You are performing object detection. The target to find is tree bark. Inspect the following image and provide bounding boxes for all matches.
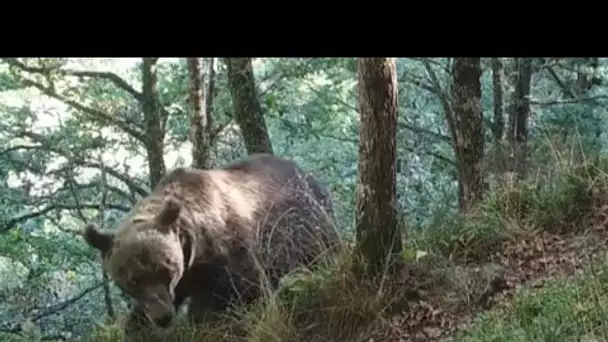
[187,57,211,169]
[225,58,274,155]
[141,58,166,188]
[206,58,216,136]
[577,57,601,93]
[507,58,532,178]
[354,58,401,280]
[491,58,504,142]
[452,58,484,212]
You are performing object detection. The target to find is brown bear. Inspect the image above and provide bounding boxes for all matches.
[83,153,341,335]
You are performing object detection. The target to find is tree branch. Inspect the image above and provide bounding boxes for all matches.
[408,57,451,74]
[1,58,142,101]
[63,69,142,101]
[302,79,452,148]
[96,155,115,320]
[400,74,436,93]
[545,65,576,99]
[259,58,319,96]
[64,168,87,222]
[80,162,148,197]
[210,120,232,142]
[316,131,454,166]
[421,59,460,152]
[6,135,149,198]
[0,282,105,337]
[3,59,145,142]
[530,95,608,107]
[1,203,131,233]
[68,180,135,205]
[0,144,45,156]
[398,122,452,146]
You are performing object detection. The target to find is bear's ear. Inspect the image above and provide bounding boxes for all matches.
[156,196,182,228]
[83,223,114,254]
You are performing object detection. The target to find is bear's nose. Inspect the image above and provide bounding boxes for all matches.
[155,313,173,328]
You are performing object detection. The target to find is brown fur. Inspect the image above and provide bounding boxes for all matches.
[84,154,340,335]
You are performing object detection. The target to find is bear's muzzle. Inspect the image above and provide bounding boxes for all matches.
[138,284,176,328]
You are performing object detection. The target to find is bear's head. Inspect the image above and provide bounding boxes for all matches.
[83,196,195,328]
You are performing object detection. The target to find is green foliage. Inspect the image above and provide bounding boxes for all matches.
[277,266,335,311]
[411,156,608,263]
[412,210,505,263]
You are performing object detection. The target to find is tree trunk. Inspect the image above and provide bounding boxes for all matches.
[507,58,532,178]
[354,58,401,280]
[491,58,504,142]
[225,58,274,155]
[187,57,211,169]
[206,58,216,136]
[141,58,166,188]
[102,271,115,320]
[490,57,509,177]
[97,161,114,321]
[452,58,484,212]
[577,57,601,93]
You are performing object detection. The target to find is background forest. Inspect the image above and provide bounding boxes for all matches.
[0,57,607,342]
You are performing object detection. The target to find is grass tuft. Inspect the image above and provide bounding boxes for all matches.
[413,158,608,264]
[456,252,608,342]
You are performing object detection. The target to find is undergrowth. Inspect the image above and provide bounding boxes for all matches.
[412,157,608,264]
[81,247,413,342]
[7,158,608,342]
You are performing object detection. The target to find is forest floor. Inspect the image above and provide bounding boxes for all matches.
[379,224,608,342]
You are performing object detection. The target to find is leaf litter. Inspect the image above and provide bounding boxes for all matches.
[362,221,608,342]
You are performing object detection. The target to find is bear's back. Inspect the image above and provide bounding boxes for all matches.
[221,154,333,212]
[223,155,339,267]
[116,154,334,239]
[221,154,302,186]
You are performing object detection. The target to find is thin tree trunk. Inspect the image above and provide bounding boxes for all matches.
[225,58,274,155]
[206,57,216,136]
[508,58,532,178]
[577,57,601,93]
[141,58,166,188]
[187,57,211,169]
[452,58,484,212]
[102,271,114,320]
[354,58,401,280]
[97,158,114,320]
[491,57,508,177]
[491,58,504,142]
